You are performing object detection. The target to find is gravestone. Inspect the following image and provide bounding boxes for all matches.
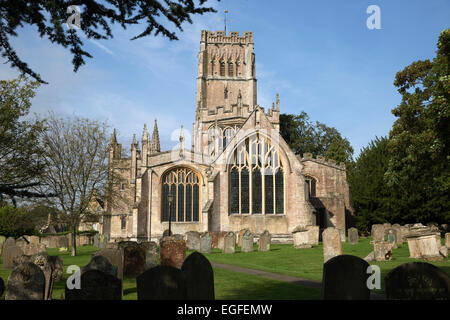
[48,256,64,282]
[439,246,448,258]
[15,236,29,248]
[123,244,146,276]
[82,255,118,277]
[339,229,346,242]
[136,265,187,300]
[200,232,212,254]
[446,233,449,248]
[0,235,6,255]
[94,248,124,280]
[32,252,55,300]
[185,231,201,251]
[211,231,227,249]
[387,229,398,249]
[374,241,392,261]
[2,245,24,269]
[371,224,385,242]
[222,232,236,254]
[140,241,158,270]
[292,226,312,249]
[258,230,271,252]
[237,229,250,247]
[65,269,122,300]
[93,234,100,248]
[159,236,186,269]
[0,277,4,297]
[5,262,45,300]
[181,252,214,300]
[29,236,40,245]
[22,243,47,256]
[2,237,15,257]
[241,230,254,253]
[405,233,442,261]
[348,228,359,245]
[322,227,342,263]
[385,262,450,300]
[322,255,370,300]
[306,225,319,246]
[162,229,172,237]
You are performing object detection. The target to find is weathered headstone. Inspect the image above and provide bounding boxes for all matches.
[237,229,250,247]
[93,233,100,248]
[211,231,227,249]
[136,265,187,300]
[446,233,450,248]
[48,256,64,282]
[241,230,254,253]
[185,231,201,251]
[32,252,55,300]
[387,229,398,249]
[306,225,319,246]
[292,226,312,249]
[371,224,385,242]
[5,262,45,300]
[29,236,40,245]
[123,244,146,276]
[439,246,448,258]
[94,248,124,280]
[82,255,118,277]
[140,241,158,270]
[22,243,47,256]
[181,252,214,300]
[385,262,450,300]
[200,232,212,254]
[258,230,271,252]
[65,269,122,300]
[0,235,6,255]
[322,255,370,300]
[222,232,236,254]
[348,227,359,245]
[322,227,342,263]
[339,229,346,242]
[373,241,392,261]
[0,277,4,297]
[159,236,186,269]
[405,233,442,261]
[2,245,24,269]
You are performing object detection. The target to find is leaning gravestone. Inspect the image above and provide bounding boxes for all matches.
[82,255,118,278]
[241,230,254,253]
[48,256,64,282]
[258,230,271,252]
[5,262,45,300]
[136,265,187,300]
[292,226,311,249]
[2,245,24,269]
[160,236,186,269]
[94,248,124,280]
[181,252,214,300]
[65,269,122,300]
[185,231,201,251]
[322,255,370,300]
[223,232,236,254]
[0,235,6,254]
[322,227,342,263]
[122,244,146,277]
[385,262,450,300]
[348,227,359,245]
[32,252,55,300]
[200,232,212,254]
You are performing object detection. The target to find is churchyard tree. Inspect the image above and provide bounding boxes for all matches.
[280,111,354,164]
[0,0,218,83]
[0,76,48,205]
[37,114,124,256]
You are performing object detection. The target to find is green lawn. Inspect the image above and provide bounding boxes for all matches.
[1,237,448,299]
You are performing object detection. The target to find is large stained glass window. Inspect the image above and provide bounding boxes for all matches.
[229,133,284,215]
[162,167,200,222]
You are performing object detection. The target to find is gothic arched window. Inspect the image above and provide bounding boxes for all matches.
[162,167,201,222]
[121,216,127,230]
[228,62,234,77]
[229,134,284,215]
[220,61,225,76]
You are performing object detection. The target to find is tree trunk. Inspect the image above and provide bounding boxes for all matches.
[71,225,77,256]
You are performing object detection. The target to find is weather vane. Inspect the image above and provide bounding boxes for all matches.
[217,10,232,34]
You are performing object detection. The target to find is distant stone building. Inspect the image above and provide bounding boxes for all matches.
[102,30,353,242]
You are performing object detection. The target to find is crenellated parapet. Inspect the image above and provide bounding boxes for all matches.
[300,153,346,170]
[201,30,253,45]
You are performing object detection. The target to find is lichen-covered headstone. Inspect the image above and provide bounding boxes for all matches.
[94,248,124,280]
[200,232,212,254]
[373,241,392,261]
[322,255,370,300]
[122,244,146,276]
[371,224,385,242]
[292,226,311,249]
[322,227,342,263]
[82,255,118,278]
[159,236,186,269]
[5,262,45,300]
[2,245,24,269]
[241,230,254,253]
[222,232,236,254]
[348,228,359,245]
[258,230,271,252]
[136,265,187,300]
[181,252,214,300]
[185,231,201,251]
[385,262,450,300]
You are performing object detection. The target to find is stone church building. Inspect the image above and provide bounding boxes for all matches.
[102,30,353,242]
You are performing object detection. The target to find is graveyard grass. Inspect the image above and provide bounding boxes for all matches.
[0,237,448,299]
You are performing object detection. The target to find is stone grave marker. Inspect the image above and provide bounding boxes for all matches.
[140,241,158,270]
[322,227,342,263]
[0,277,4,297]
[371,224,385,242]
[2,245,24,269]
[136,265,187,300]
[258,230,271,252]
[159,236,186,269]
[446,233,449,248]
[94,248,124,280]
[387,229,398,249]
[223,232,236,254]
[385,262,450,300]
[65,269,122,300]
[185,231,201,251]
[123,244,146,276]
[5,262,45,300]
[82,255,118,277]
[373,241,392,261]
[306,225,319,246]
[348,227,359,245]
[200,232,212,254]
[292,226,312,249]
[211,231,227,249]
[181,252,214,300]
[241,230,254,253]
[322,255,370,300]
[237,229,250,247]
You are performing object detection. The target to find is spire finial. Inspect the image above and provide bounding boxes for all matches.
[142,123,149,141]
[179,125,185,157]
[151,118,160,153]
[276,93,280,111]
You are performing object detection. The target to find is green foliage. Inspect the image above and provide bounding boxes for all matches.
[0,76,48,205]
[279,111,354,164]
[0,205,36,238]
[385,29,450,225]
[0,0,218,83]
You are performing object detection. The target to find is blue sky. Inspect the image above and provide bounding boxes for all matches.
[1,0,449,157]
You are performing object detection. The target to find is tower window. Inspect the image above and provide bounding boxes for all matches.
[228,62,234,77]
[121,216,126,230]
[220,62,225,76]
[224,87,228,99]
